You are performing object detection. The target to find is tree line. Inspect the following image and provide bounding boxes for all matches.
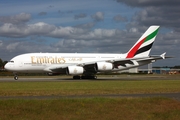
[0,59,7,69]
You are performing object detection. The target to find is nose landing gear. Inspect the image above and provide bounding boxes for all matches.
[13,73,18,80]
[14,75,18,80]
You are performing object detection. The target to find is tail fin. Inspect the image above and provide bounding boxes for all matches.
[126,26,160,58]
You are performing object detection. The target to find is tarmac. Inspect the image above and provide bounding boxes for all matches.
[1,74,180,81]
[0,75,180,100]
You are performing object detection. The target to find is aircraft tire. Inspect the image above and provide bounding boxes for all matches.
[14,76,18,80]
[73,76,81,79]
[81,75,97,79]
[94,76,97,79]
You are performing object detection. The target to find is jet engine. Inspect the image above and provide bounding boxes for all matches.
[66,66,84,75]
[95,62,113,71]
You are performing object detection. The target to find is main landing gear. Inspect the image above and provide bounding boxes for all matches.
[73,75,97,79]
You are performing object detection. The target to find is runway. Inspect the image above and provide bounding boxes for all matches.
[0,75,180,100]
[1,74,180,82]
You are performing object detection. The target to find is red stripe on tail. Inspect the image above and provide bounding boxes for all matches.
[126,37,146,58]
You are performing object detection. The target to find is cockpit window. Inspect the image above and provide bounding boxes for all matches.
[9,61,14,63]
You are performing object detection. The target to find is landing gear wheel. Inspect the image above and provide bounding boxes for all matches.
[73,75,81,79]
[81,75,97,79]
[14,76,18,80]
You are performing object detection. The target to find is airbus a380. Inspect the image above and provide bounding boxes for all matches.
[5,26,169,80]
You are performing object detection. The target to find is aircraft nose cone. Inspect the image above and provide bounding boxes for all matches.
[4,63,10,71]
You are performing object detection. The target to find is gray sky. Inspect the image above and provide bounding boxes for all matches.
[0,0,180,66]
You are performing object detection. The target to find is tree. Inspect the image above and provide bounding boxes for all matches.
[0,58,8,69]
[0,59,3,68]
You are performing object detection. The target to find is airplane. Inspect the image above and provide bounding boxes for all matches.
[5,25,170,80]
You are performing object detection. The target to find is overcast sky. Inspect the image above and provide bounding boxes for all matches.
[0,0,180,66]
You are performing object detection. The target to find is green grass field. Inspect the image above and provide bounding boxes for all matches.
[0,75,180,120]
[0,97,180,120]
[0,79,180,96]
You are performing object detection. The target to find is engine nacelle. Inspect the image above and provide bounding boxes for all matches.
[66,66,84,75]
[95,62,113,71]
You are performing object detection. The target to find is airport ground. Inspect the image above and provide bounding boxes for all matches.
[0,74,180,120]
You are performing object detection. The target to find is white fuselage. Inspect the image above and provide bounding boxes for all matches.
[5,53,128,73]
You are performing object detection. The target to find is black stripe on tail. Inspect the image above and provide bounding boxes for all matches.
[134,42,154,56]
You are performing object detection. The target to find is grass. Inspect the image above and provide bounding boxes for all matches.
[0,97,180,120]
[0,75,180,120]
[0,79,180,96]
